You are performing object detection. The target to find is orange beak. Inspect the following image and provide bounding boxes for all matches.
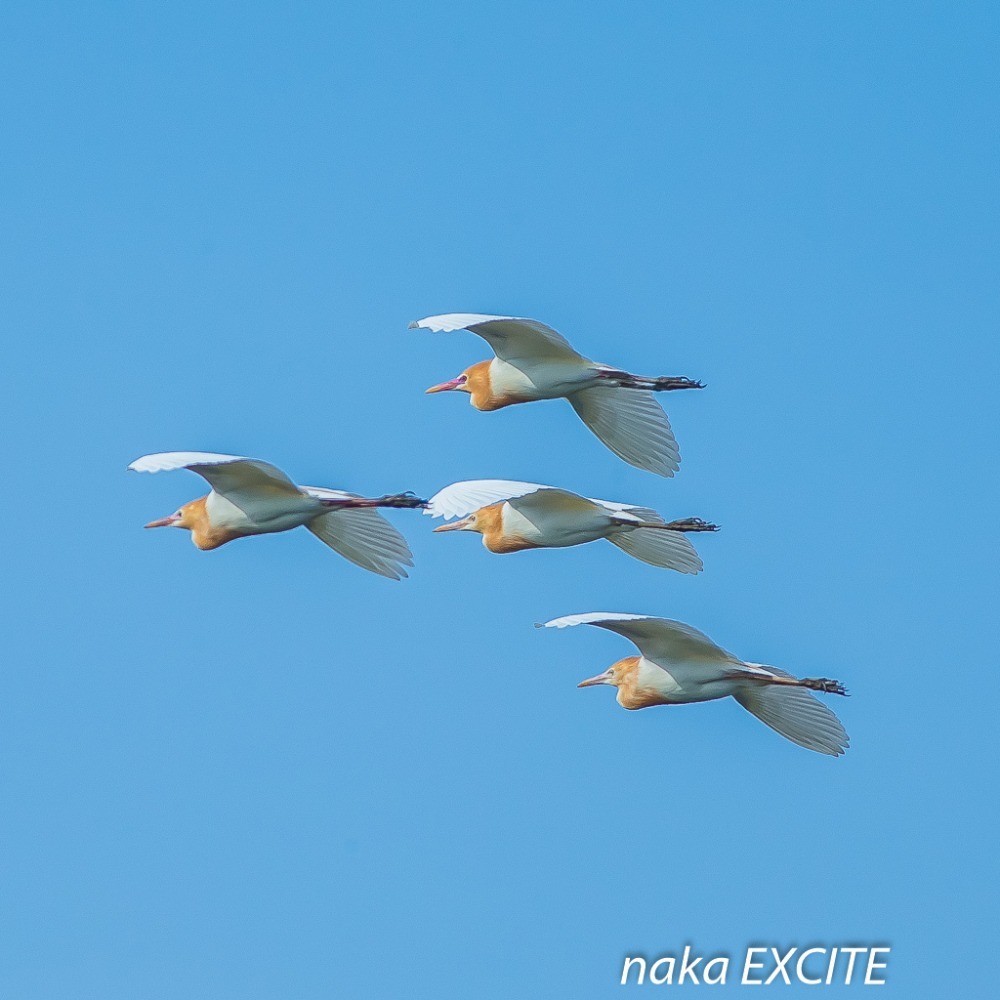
[144,514,181,529]
[433,516,474,532]
[426,375,467,394]
[578,669,613,688]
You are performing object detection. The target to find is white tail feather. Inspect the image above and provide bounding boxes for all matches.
[606,527,703,574]
[306,509,413,580]
[734,668,849,755]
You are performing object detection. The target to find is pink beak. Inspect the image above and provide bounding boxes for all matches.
[578,669,613,688]
[433,516,473,532]
[426,376,467,394]
[144,514,181,529]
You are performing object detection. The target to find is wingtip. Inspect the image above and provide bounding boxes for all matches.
[407,320,420,330]
[646,463,678,479]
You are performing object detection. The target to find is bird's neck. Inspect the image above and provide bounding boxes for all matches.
[187,495,240,551]
[478,503,541,554]
[615,657,671,710]
[468,360,518,411]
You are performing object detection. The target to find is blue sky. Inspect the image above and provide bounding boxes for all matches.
[1,3,996,997]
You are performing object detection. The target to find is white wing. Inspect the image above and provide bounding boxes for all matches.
[128,452,305,515]
[568,387,680,477]
[540,613,739,666]
[425,480,554,519]
[606,531,703,574]
[734,666,850,756]
[426,479,662,524]
[306,508,414,580]
[410,313,586,365]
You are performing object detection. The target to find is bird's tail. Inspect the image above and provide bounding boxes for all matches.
[606,526,704,574]
[733,666,849,755]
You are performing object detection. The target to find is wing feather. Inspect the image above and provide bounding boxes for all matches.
[306,508,414,580]
[410,313,585,364]
[568,387,680,477]
[606,530,703,574]
[540,613,738,666]
[426,480,661,523]
[425,480,553,519]
[128,452,305,516]
[734,666,850,756]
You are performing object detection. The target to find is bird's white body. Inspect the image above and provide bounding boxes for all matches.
[427,480,709,572]
[412,313,697,477]
[204,486,323,535]
[497,497,614,548]
[626,653,742,704]
[543,613,849,754]
[486,355,596,401]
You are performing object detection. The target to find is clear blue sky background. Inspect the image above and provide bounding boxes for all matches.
[1,3,996,997]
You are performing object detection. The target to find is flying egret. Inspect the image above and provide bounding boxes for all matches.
[411,313,703,477]
[129,451,424,579]
[541,613,849,755]
[427,480,717,573]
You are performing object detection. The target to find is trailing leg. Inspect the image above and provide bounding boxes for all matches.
[734,668,848,697]
[595,368,705,391]
[320,491,427,510]
[659,517,719,532]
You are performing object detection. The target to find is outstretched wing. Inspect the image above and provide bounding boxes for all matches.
[606,531,703,574]
[540,613,739,667]
[410,314,586,366]
[307,508,414,580]
[734,666,850,756]
[426,479,660,525]
[425,480,557,519]
[568,387,680,477]
[128,452,305,515]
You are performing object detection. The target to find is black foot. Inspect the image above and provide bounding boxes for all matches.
[377,492,428,509]
[803,677,849,696]
[649,376,705,391]
[596,369,705,391]
[663,517,720,532]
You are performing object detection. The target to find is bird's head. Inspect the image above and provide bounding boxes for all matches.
[426,361,492,408]
[144,497,205,533]
[425,371,469,395]
[577,656,640,692]
[432,510,484,535]
[431,503,504,542]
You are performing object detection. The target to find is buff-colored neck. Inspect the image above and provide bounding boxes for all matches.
[466,360,517,411]
[183,496,240,551]
[476,502,542,554]
[613,656,670,710]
